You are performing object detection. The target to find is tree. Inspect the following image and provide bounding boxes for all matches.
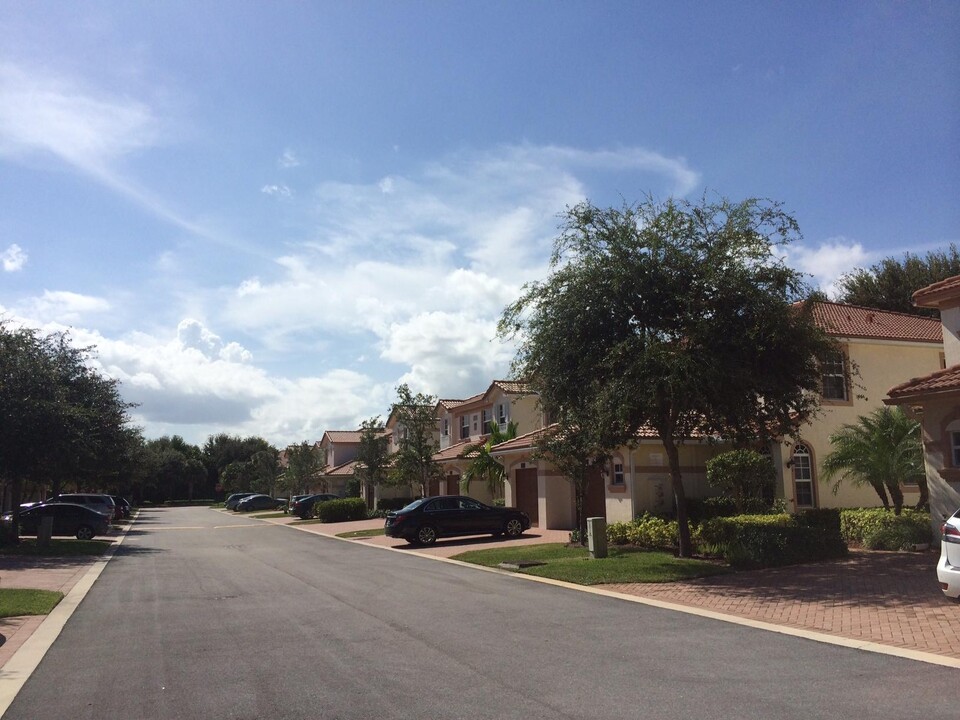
[202,433,273,496]
[355,416,391,502]
[280,441,325,496]
[837,245,960,317]
[705,449,776,513]
[389,384,441,497]
[500,196,838,556]
[0,322,135,539]
[461,420,518,498]
[141,436,206,502]
[250,449,280,496]
[820,406,925,514]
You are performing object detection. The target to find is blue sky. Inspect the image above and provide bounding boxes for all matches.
[1,1,957,446]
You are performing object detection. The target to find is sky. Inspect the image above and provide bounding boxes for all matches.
[1,1,957,447]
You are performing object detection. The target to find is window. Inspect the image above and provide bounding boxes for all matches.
[441,418,449,437]
[481,409,490,432]
[612,462,624,485]
[792,444,815,508]
[460,415,470,440]
[821,351,847,401]
[497,402,509,427]
[472,413,479,432]
[952,432,960,467]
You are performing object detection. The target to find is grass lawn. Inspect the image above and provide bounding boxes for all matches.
[0,539,112,557]
[0,589,64,618]
[251,512,288,519]
[336,528,385,538]
[452,543,730,585]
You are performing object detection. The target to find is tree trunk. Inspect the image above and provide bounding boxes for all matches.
[663,438,692,557]
[887,481,904,515]
[870,480,890,509]
[915,475,929,511]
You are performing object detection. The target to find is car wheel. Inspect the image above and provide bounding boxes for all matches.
[76,525,95,541]
[504,518,524,537]
[416,525,438,545]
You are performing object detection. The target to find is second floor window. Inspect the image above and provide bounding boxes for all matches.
[497,403,509,427]
[441,418,449,437]
[612,462,624,485]
[460,416,470,440]
[481,408,490,431]
[821,351,847,401]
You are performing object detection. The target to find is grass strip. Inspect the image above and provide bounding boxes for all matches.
[0,589,64,618]
[251,512,288,519]
[452,543,729,585]
[336,528,385,538]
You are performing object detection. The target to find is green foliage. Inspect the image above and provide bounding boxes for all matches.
[820,406,925,513]
[0,589,64,618]
[606,513,679,548]
[695,511,846,568]
[202,434,275,495]
[461,420,517,497]
[837,244,960,318]
[313,497,368,523]
[499,196,839,557]
[281,441,326,496]
[355,416,391,495]
[389,384,441,495]
[706,450,775,513]
[840,508,932,550]
[376,497,414,511]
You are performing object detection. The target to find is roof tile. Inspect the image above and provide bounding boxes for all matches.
[808,301,941,343]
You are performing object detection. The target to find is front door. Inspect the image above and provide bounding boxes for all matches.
[514,468,539,526]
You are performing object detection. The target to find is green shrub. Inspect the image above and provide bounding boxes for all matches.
[705,449,775,513]
[607,521,633,545]
[163,499,216,507]
[840,508,931,550]
[695,513,846,568]
[605,514,678,549]
[376,497,413,512]
[313,497,368,523]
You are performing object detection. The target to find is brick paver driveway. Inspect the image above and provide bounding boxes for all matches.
[604,549,960,659]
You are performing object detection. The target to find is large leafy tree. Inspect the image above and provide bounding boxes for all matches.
[202,433,273,495]
[0,322,135,538]
[837,245,960,318]
[820,406,925,514]
[461,420,518,498]
[389,384,441,497]
[281,441,326,496]
[141,436,206,502]
[500,196,838,556]
[355,416,391,501]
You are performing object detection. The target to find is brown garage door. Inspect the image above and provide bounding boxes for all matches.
[514,468,539,526]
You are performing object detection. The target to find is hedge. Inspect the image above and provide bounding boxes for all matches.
[607,514,679,549]
[313,497,368,523]
[839,508,931,550]
[695,510,846,568]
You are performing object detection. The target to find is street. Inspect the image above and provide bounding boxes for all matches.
[4,507,954,720]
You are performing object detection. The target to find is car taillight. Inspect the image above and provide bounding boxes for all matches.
[942,524,960,542]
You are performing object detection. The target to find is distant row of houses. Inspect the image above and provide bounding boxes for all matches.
[291,294,960,532]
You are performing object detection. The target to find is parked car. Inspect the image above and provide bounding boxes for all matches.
[385,495,530,545]
[290,493,340,520]
[234,494,285,512]
[111,496,132,519]
[225,493,256,510]
[41,493,116,522]
[287,494,313,513]
[3,503,111,540]
[939,509,960,598]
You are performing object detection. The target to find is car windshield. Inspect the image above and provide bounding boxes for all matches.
[401,499,427,511]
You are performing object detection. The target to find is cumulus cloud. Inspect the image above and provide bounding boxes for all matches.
[18,290,110,324]
[177,318,252,362]
[786,238,871,298]
[261,184,292,197]
[1,243,27,271]
[278,149,300,168]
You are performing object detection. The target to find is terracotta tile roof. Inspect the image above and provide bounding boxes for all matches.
[324,459,359,476]
[808,301,941,343]
[912,275,960,308]
[322,430,364,443]
[437,393,484,411]
[433,439,482,462]
[489,422,710,454]
[491,380,531,395]
[887,365,960,401]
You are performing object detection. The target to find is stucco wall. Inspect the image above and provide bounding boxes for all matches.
[775,338,940,511]
[918,396,960,534]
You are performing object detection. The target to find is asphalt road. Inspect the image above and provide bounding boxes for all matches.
[4,507,955,720]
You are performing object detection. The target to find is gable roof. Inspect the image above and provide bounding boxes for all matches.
[809,301,941,344]
[433,439,481,462]
[887,365,960,402]
[912,275,960,309]
[321,430,364,444]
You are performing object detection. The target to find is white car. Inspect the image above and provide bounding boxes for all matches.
[938,509,960,599]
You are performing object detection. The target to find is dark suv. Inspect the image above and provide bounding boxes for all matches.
[4,503,111,540]
[290,494,340,520]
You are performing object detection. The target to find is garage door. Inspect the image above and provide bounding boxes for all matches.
[514,468,539,526]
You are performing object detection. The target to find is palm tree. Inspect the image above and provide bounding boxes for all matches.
[820,406,926,515]
[460,420,518,498]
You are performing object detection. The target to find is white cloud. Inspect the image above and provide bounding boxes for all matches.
[19,290,110,324]
[261,184,292,197]
[787,238,871,298]
[278,149,300,168]
[1,243,27,271]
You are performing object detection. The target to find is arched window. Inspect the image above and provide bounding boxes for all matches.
[792,444,816,508]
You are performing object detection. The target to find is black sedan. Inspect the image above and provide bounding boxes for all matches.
[290,493,340,520]
[234,494,285,512]
[3,503,111,540]
[385,495,530,545]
